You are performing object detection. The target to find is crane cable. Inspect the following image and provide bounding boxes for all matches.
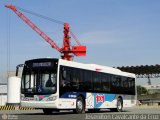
[17,6,64,25]
[6,8,11,78]
[17,6,82,46]
[70,30,81,45]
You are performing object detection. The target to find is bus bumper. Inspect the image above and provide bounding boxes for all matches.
[20,101,58,108]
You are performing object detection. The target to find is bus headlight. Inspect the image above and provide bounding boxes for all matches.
[21,96,29,101]
[47,96,57,101]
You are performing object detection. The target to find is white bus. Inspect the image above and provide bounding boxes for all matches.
[20,58,136,114]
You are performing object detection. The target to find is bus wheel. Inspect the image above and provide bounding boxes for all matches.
[110,98,123,112]
[75,97,85,114]
[117,98,123,112]
[43,108,53,115]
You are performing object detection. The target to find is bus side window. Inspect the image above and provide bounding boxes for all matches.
[83,70,92,91]
[101,73,110,92]
[65,67,71,87]
[60,67,67,87]
[71,68,78,89]
[93,72,101,91]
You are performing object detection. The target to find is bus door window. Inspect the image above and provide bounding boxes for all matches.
[60,66,70,88]
[60,67,66,87]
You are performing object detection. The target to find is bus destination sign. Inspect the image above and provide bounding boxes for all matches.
[32,62,52,67]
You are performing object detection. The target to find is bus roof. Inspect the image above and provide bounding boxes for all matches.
[58,59,136,78]
[24,58,135,78]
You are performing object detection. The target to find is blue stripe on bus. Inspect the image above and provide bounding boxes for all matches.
[60,92,86,99]
[60,92,116,108]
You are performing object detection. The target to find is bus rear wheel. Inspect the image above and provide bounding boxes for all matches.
[75,96,85,114]
[110,98,123,112]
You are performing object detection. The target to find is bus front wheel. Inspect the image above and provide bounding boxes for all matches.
[75,96,85,114]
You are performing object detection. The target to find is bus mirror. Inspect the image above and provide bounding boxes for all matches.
[16,64,24,76]
[62,70,66,80]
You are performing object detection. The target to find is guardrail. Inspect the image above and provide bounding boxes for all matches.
[138,100,160,106]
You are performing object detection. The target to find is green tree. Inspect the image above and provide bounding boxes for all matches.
[137,85,148,95]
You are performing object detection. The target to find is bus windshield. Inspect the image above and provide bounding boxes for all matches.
[21,60,58,94]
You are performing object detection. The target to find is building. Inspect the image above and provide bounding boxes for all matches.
[0,84,7,106]
[0,71,22,106]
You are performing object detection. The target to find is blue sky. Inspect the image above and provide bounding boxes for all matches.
[0,0,160,85]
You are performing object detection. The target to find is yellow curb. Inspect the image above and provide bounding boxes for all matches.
[0,105,35,110]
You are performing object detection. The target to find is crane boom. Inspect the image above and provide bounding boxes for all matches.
[5,5,86,61]
[5,5,61,52]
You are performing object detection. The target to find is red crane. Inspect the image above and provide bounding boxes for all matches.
[5,5,86,61]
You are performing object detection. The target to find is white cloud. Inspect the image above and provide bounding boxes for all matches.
[79,30,129,45]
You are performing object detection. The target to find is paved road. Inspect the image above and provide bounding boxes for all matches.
[0,107,160,120]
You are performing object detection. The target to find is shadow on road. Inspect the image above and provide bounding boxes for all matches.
[17,109,131,116]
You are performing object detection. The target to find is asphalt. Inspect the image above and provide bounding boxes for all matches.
[0,106,160,120]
